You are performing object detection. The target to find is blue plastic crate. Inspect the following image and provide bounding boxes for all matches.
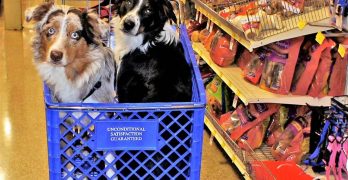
[44,25,206,180]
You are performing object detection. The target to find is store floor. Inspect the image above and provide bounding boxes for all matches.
[0,11,242,180]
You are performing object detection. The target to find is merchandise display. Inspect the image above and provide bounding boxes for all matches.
[189,0,348,179]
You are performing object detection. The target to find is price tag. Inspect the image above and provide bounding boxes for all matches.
[195,11,199,21]
[315,32,325,45]
[232,95,239,108]
[298,19,307,30]
[338,44,346,58]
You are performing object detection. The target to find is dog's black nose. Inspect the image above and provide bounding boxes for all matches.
[50,50,63,62]
[123,19,135,31]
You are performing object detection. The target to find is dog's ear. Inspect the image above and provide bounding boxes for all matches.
[25,2,54,22]
[163,0,177,24]
[82,11,110,44]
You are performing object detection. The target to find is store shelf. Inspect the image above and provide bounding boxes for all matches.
[204,112,277,180]
[193,42,332,106]
[192,0,333,51]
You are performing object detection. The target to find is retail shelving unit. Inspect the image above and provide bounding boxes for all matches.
[192,0,333,51]
[193,42,332,106]
[190,1,337,178]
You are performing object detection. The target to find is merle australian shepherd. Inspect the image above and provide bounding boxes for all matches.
[26,2,116,103]
[112,0,192,103]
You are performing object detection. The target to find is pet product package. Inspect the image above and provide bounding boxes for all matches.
[243,48,270,85]
[229,104,279,141]
[265,106,289,146]
[271,106,311,163]
[204,30,217,52]
[206,76,232,119]
[259,37,304,94]
[237,49,253,70]
[328,39,348,96]
[292,39,336,95]
[210,31,238,67]
[307,48,333,97]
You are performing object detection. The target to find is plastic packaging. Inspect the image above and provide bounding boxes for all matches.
[204,30,217,52]
[210,31,238,67]
[260,37,304,94]
[328,39,348,96]
[308,47,333,97]
[237,49,253,70]
[292,39,336,95]
[243,49,267,84]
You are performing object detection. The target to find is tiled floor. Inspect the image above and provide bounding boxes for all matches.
[0,1,241,179]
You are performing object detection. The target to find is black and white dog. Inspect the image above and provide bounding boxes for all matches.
[112,0,192,103]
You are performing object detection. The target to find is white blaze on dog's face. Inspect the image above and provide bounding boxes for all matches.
[116,0,177,36]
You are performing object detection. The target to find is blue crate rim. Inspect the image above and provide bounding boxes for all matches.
[44,25,206,111]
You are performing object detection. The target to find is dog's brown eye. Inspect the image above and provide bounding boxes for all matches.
[48,28,55,35]
[71,32,80,40]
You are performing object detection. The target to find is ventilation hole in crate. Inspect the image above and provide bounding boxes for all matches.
[61,169,68,178]
[120,167,131,175]
[177,115,190,125]
[120,112,132,119]
[178,130,189,141]
[169,168,179,177]
[89,168,100,178]
[59,111,67,118]
[72,112,84,119]
[121,152,132,163]
[184,154,191,163]
[184,139,191,147]
[185,123,193,133]
[137,167,147,177]
[61,156,68,164]
[138,112,149,118]
[72,154,83,164]
[129,160,139,169]
[82,161,91,170]
[144,174,155,180]
[160,159,171,169]
[80,117,91,127]
[99,175,107,180]
[154,111,165,118]
[60,124,68,135]
[129,174,138,179]
[184,167,190,176]
[65,147,74,157]
[65,162,75,172]
[96,160,105,171]
[106,168,116,179]
[159,124,164,132]
[177,145,188,155]
[153,167,162,177]
[161,130,171,140]
[162,117,172,126]
[88,112,100,119]
[136,152,148,162]
[144,159,156,170]
[177,174,186,179]
[169,123,180,133]
[169,138,180,148]
[105,152,115,163]
[145,150,156,157]
[170,111,181,118]
[60,140,67,149]
[168,153,179,163]
[177,160,188,169]
[64,118,75,127]
[105,112,115,118]
[161,145,171,154]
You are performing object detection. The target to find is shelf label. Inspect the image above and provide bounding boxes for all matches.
[338,44,346,58]
[209,21,214,32]
[195,11,199,21]
[315,32,325,45]
[298,19,307,30]
[199,13,203,23]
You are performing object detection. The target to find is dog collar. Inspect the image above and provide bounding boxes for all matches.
[82,81,102,102]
